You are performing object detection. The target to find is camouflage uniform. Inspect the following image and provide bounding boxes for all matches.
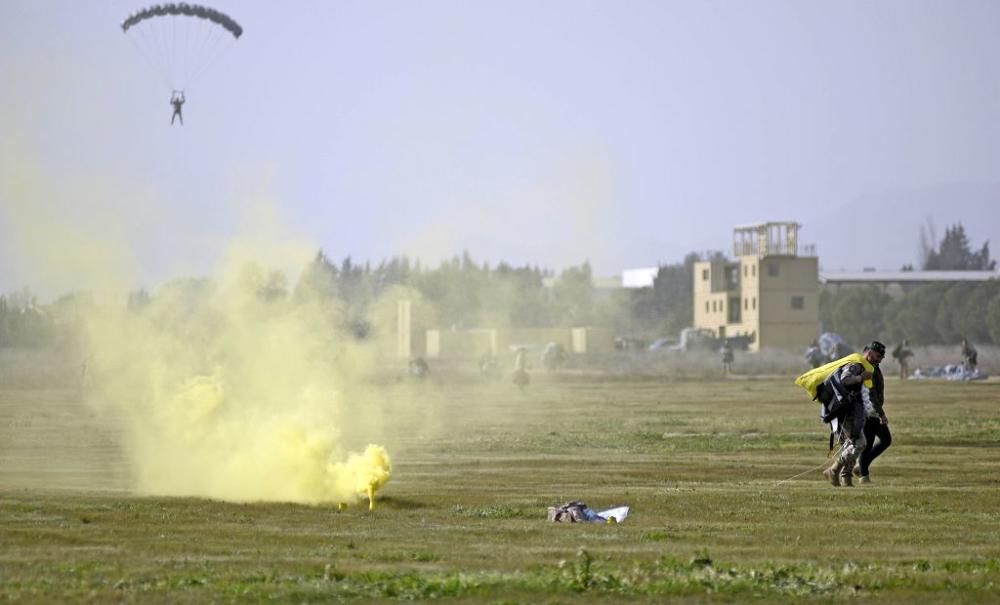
[819,362,870,486]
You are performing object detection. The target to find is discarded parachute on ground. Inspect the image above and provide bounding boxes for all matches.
[910,365,987,381]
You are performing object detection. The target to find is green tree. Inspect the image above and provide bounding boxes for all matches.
[294,250,338,303]
[823,286,890,347]
[619,252,711,338]
[923,223,996,270]
[882,283,950,345]
[987,293,1000,345]
[551,262,593,326]
[950,281,1000,344]
[933,283,976,344]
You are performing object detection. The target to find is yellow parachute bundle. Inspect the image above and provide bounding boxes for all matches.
[794,353,874,399]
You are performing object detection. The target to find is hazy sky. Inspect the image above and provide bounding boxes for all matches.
[2,0,1000,296]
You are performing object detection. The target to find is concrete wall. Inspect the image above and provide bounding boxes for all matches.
[756,256,819,350]
[693,260,737,335]
[425,329,496,359]
[424,326,615,358]
[571,327,616,354]
[496,328,573,353]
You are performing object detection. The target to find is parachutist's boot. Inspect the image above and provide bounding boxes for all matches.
[840,457,856,487]
[823,462,842,487]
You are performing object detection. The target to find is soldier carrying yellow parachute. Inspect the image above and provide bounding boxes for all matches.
[795,341,886,487]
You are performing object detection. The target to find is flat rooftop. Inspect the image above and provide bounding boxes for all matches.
[820,270,1000,283]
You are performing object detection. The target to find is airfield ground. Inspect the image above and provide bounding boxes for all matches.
[1,367,999,603]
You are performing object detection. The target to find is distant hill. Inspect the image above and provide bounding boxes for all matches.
[802,182,1000,272]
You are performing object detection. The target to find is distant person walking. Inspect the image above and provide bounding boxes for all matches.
[720,339,734,376]
[512,347,530,389]
[960,337,978,372]
[805,340,825,369]
[170,90,185,125]
[408,356,430,379]
[891,339,913,380]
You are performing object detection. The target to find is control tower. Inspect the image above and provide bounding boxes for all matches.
[693,222,818,351]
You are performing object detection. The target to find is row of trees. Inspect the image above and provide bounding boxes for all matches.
[0,246,707,349]
[0,290,58,348]
[820,281,1000,348]
[822,223,998,346]
[3,222,994,350]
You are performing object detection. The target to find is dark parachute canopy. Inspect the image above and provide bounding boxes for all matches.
[121,3,242,39]
[121,3,242,91]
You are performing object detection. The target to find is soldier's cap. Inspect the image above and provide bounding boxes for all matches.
[866,341,887,356]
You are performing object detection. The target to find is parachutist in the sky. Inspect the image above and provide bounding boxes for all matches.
[170,90,185,126]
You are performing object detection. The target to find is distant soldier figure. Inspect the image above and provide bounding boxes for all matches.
[541,342,567,373]
[891,339,913,380]
[512,347,530,389]
[408,357,430,380]
[720,339,735,376]
[805,340,825,369]
[960,338,978,372]
[170,90,185,125]
[478,353,500,380]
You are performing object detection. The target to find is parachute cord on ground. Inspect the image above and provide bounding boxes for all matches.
[773,442,848,487]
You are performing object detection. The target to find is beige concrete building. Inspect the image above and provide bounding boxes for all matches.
[693,222,818,351]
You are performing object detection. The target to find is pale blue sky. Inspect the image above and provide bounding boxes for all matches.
[2,1,999,296]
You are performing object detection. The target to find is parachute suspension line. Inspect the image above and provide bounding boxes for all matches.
[127,26,172,90]
[149,17,170,88]
[121,5,242,93]
[184,16,217,87]
[187,27,226,90]
[188,34,236,93]
[133,24,172,89]
[172,15,177,87]
[161,17,176,89]
[181,11,191,92]
[772,442,848,487]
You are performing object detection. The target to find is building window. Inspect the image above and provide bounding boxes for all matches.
[767,263,779,277]
[743,266,748,277]
[744,298,748,311]
[705,301,710,313]
[752,265,756,277]
[728,297,741,323]
[752,297,757,310]
[702,269,709,281]
[791,296,804,310]
[711,300,716,312]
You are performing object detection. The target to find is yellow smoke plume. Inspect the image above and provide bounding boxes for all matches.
[2,140,393,507]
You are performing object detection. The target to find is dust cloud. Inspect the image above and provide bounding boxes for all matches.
[1,147,394,507]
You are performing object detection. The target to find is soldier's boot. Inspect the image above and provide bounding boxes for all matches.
[840,456,856,487]
[852,463,862,478]
[859,475,871,484]
[823,463,842,487]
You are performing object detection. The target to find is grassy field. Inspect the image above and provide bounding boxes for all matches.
[2,368,1000,603]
